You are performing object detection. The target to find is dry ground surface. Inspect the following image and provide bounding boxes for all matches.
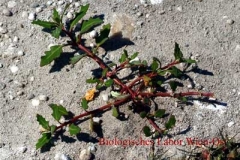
[0,0,240,159]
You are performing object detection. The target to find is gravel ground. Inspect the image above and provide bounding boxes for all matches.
[0,0,240,159]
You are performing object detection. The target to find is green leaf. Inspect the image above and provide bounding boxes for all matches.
[139,111,147,119]
[37,114,50,130]
[81,98,88,110]
[152,57,161,68]
[174,42,183,61]
[70,4,89,30]
[51,26,62,38]
[32,20,57,29]
[40,45,63,67]
[157,81,162,86]
[165,115,176,130]
[105,79,113,87]
[112,106,119,118]
[143,126,152,137]
[50,125,57,134]
[80,17,103,34]
[151,59,159,71]
[86,78,99,83]
[52,8,61,24]
[96,82,104,90]
[96,24,111,46]
[142,60,148,66]
[169,66,182,77]
[49,104,68,121]
[101,68,108,77]
[130,52,139,60]
[154,109,165,118]
[110,91,121,98]
[183,59,196,64]
[119,50,128,63]
[169,81,178,91]
[69,124,81,136]
[36,133,51,149]
[70,54,86,64]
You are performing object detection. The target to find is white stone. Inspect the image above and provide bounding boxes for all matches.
[10,65,19,73]
[28,13,36,21]
[39,95,48,101]
[22,11,28,18]
[54,153,70,160]
[75,2,80,7]
[46,1,53,6]
[93,117,100,124]
[187,84,193,89]
[18,146,27,153]
[36,7,43,13]
[59,117,65,123]
[193,100,227,114]
[87,143,96,152]
[226,19,234,25]
[17,50,24,56]
[60,100,64,104]
[150,0,163,4]
[89,43,94,48]
[228,121,235,127]
[29,76,35,81]
[58,1,64,5]
[31,99,40,106]
[57,7,63,14]
[101,94,108,101]
[8,1,17,8]
[0,27,8,34]
[3,9,12,16]
[66,12,73,19]
[177,6,183,12]
[89,30,97,38]
[79,149,91,160]
[13,36,19,42]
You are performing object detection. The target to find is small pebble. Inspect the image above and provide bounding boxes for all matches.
[39,95,48,101]
[145,14,150,18]
[17,50,24,56]
[54,153,70,160]
[17,91,24,96]
[27,94,35,100]
[79,149,92,160]
[136,12,143,17]
[29,76,35,81]
[177,6,183,12]
[57,7,63,14]
[18,146,27,153]
[36,7,43,13]
[75,2,80,7]
[93,117,100,124]
[3,9,13,16]
[228,121,235,127]
[87,143,96,152]
[89,30,97,38]
[28,13,36,21]
[10,65,19,73]
[22,11,28,18]
[8,1,17,8]
[0,27,8,34]
[187,84,193,89]
[58,1,64,5]
[59,117,65,123]
[46,1,53,6]
[226,19,234,25]
[89,43,94,48]
[136,21,143,26]
[101,94,108,101]
[13,36,19,42]
[66,12,73,19]
[31,99,40,106]
[60,100,64,104]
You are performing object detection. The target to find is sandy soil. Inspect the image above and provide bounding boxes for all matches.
[0,0,240,159]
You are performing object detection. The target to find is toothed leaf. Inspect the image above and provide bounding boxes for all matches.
[36,133,51,149]
[32,20,57,29]
[96,24,111,46]
[69,124,81,136]
[80,17,103,34]
[70,4,89,30]
[49,104,68,121]
[52,8,61,24]
[105,79,113,87]
[143,126,152,137]
[165,115,176,129]
[40,45,62,67]
[154,109,165,118]
[174,42,183,61]
[81,98,88,110]
[37,114,50,130]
